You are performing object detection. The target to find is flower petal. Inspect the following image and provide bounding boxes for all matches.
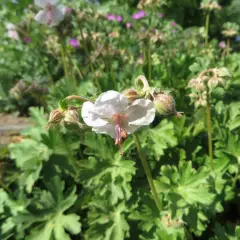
[34,0,49,8]
[94,90,129,118]
[35,10,48,25]
[82,101,108,127]
[92,123,115,138]
[48,0,59,5]
[125,99,155,133]
[48,7,65,26]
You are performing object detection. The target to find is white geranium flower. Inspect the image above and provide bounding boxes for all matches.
[82,91,155,152]
[34,0,65,27]
[6,23,19,40]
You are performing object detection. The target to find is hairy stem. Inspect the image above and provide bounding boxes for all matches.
[66,95,94,102]
[205,12,210,45]
[133,133,163,212]
[206,92,214,170]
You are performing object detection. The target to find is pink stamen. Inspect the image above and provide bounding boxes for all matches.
[112,114,127,155]
[46,4,55,25]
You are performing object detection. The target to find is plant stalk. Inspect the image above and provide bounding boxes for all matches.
[80,29,102,92]
[133,133,163,212]
[205,12,210,45]
[60,45,71,94]
[147,40,152,82]
[66,95,94,102]
[226,38,231,56]
[206,92,214,170]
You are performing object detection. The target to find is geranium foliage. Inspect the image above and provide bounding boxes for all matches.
[0,0,240,239]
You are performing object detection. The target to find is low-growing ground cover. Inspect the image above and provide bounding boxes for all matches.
[0,0,240,239]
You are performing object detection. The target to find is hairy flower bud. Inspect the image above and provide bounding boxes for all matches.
[46,109,64,130]
[63,107,83,129]
[153,93,182,117]
[122,89,139,103]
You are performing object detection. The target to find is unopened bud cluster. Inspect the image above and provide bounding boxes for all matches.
[46,106,82,130]
[123,75,182,117]
[222,22,239,38]
[187,67,230,108]
[137,0,162,9]
[200,0,221,11]
[45,35,61,56]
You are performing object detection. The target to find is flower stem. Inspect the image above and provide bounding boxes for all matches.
[147,40,152,82]
[66,95,94,102]
[79,29,102,92]
[60,45,71,94]
[206,92,214,171]
[133,133,163,212]
[205,12,210,45]
[226,38,231,56]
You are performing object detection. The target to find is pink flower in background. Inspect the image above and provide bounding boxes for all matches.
[68,38,79,48]
[107,14,116,21]
[171,21,177,27]
[158,13,164,18]
[132,10,146,20]
[6,23,19,40]
[126,22,132,28]
[34,0,66,27]
[218,41,226,49]
[115,15,123,22]
[107,14,123,22]
[25,37,31,44]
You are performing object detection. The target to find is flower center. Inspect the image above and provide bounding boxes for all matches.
[46,3,56,25]
[112,114,127,155]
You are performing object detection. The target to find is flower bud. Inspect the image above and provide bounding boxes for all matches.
[123,89,139,103]
[63,107,83,129]
[46,109,64,130]
[153,93,177,115]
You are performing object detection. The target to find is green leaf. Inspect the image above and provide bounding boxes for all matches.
[154,162,219,235]
[79,157,136,205]
[227,103,240,131]
[58,99,69,110]
[9,139,51,193]
[210,222,240,240]
[22,107,48,141]
[85,201,130,240]
[17,177,81,240]
[144,119,177,159]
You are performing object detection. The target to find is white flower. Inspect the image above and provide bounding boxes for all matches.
[34,0,65,27]
[82,91,155,151]
[6,23,19,40]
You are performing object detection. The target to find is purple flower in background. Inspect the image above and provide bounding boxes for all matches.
[126,22,132,28]
[107,14,123,22]
[132,10,146,20]
[25,37,31,44]
[171,21,177,27]
[115,15,123,22]
[68,38,79,48]
[218,41,226,49]
[158,13,164,18]
[107,14,116,21]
